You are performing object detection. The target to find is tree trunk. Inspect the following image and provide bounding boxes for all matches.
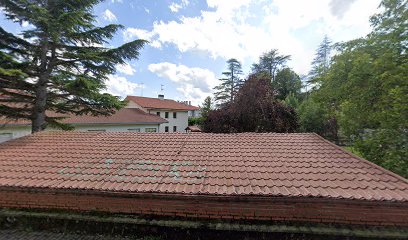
[32,37,51,133]
[230,69,234,102]
[32,75,48,133]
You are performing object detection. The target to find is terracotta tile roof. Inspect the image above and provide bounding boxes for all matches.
[0,132,407,202]
[126,96,199,111]
[0,108,167,126]
[185,125,202,132]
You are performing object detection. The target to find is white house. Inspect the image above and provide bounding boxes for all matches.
[0,108,167,143]
[125,95,199,133]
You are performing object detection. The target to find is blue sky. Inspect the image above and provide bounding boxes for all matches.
[0,0,382,105]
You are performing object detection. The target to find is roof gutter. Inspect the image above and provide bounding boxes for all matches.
[0,186,406,205]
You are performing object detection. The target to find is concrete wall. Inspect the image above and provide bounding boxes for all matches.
[0,124,160,143]
[148,110,188,133]
[126,100,189,133]
[74,124,160,133]
[0,126,31,143]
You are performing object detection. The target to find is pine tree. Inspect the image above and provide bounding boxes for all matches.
[308,35,332,85]
[200,96,212,119]
[251,49,291,82]
[213,58,243,106]
[0,0,147,132]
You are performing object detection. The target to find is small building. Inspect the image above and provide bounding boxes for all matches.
[185,125,202,132]
[0,132,407,238]
[125,95,199,133]
[0,108,167,143]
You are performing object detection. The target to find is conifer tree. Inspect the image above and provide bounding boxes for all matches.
[200,96,212,119]
[251,49,291,82]
[308,35,332,85]
[213,58,243,106]
[0,0,147,132]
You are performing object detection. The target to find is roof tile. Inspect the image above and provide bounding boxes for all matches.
[126,95,199,111]
[0,132,407,202]
[0,108,167,126]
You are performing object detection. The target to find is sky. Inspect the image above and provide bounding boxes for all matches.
[0,0,382,105]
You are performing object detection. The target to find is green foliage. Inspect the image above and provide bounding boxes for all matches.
[0,0,146,132]
[308,35,332,86]
[297,98,328,134]
[200,96,212,119]
[213,58,243,106]
[343,146,363,158]
[354,129,408,178]
[273,68,302,100]
[188,117,204,126]
[251,49,290,82]
[300,0,407,176]
[283,92,299,109]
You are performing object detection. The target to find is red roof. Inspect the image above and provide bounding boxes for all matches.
[126,96,199,111]
[0,108,167,126]
[185,125,202,132]
[0,132,407,201]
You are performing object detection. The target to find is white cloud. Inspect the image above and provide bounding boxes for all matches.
[123,28,162,48]
[111,0,123,3]
[148,62,217,103]
[129,0,381,75]
[116,63,136,76]
[21,21,34,28]
[169,0,190,13]
[102,9,117,22]
[144,7,150,14]
[124,28,153,41]
[104,75,140,98]
[169,3,183,13]
[329,0,357,19]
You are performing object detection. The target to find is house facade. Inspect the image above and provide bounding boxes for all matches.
[125,95,199,133]
[0,108,167,143]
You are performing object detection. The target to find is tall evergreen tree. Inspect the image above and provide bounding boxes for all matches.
[200,96,212,119]
[213,58,243,106]
[251,49,291,82]
[307,35,332,85]
[0,0,147,132]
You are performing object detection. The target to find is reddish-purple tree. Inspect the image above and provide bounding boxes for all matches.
[203,74,298,133]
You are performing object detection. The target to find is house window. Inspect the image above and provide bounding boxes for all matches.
[128,128,140,132]
[165,126,169,132]
[145,128,157,133]
[87,129,106,132]
[173,126,177,132]
[165,112,169,118]
[173,112,177,118]
[156,112,160,116]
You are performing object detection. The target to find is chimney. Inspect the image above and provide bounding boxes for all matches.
[188,101,191,106]
[158,94,164,100]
